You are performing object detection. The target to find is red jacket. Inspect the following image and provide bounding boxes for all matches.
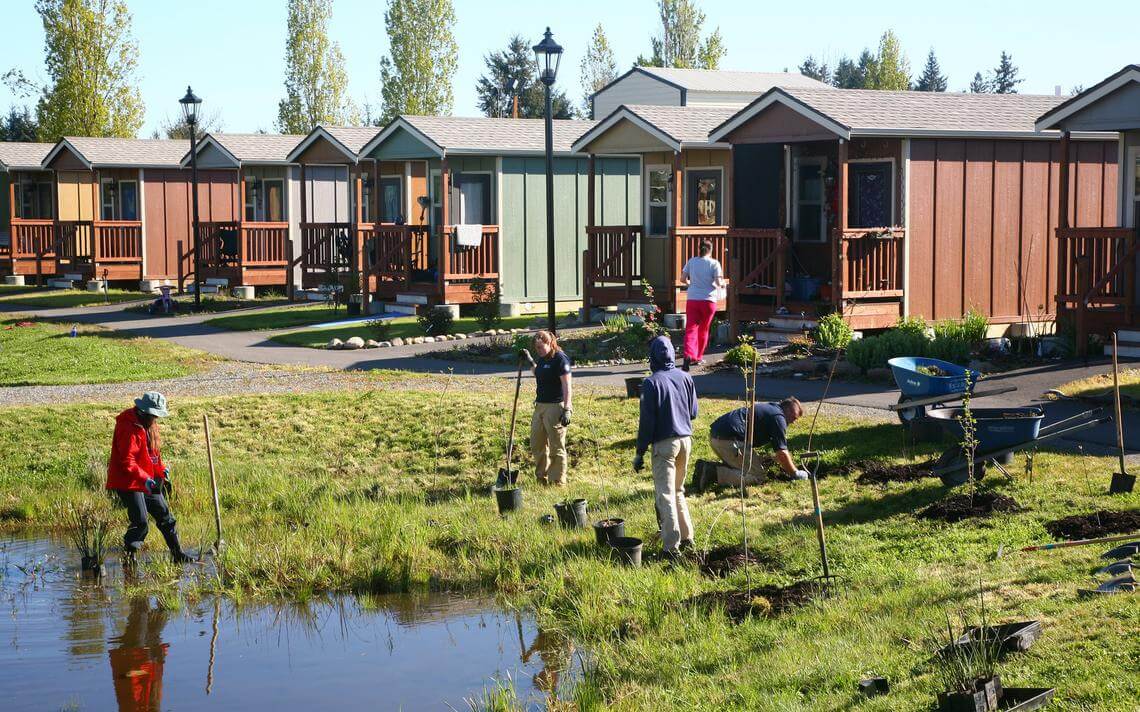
[107,408,165,492]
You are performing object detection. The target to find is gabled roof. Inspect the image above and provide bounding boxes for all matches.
[43,137,190,169]
[1035,64,1140,130]
[181,132,306,167]
[572,104,737,153]
[635,66,828,93]
[285,125,381,163]
[0,142,55,171]
[711,87,1084,142]
[362,115,598,157]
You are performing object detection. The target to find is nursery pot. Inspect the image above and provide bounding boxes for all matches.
[625,376,645,399]
[495,486,522,514]
[80,556,105,576]
[570,498,589,528]
[937,676,1002,712]
[553,502,575,528]
[593,518,626,546]
[1110,472,1136,494]
[610,536,643,567]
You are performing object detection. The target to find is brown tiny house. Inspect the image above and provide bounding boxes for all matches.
[1,142,57,281]
[708,87,1119,333]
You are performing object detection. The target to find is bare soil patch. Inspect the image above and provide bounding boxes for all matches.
[688,580,821,623]
[1044,509,1140,540]
[918,490,1022,523]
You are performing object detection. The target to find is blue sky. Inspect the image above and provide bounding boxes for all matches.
[1,0,1136,135]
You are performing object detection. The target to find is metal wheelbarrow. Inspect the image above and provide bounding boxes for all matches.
[886,357,1016,433]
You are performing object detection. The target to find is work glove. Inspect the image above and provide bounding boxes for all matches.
[144,478,158,494]
[793,469,810,481]
[559,407,572,427]
[163,466,171,480]
[520,348,535,367]
[633,453,645,472]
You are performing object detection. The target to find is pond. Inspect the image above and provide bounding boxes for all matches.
[0,537,578,711]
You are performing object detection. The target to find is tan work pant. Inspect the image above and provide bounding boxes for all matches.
[531,402,568,485]
[652,436,693,553]
[709,437,768,486]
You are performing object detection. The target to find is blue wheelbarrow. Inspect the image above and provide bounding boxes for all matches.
[928,406,1110,486]
[886,357,1016,434]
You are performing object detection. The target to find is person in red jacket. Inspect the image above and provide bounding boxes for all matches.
[107,392,192,563]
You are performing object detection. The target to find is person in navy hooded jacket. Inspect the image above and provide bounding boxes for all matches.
[633,336,699,557]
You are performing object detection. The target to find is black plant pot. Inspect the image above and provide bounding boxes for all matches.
[570,498,589,528]
[80,555,105,576]
[1110,472,1136,494]
[593,518,625,546]
[610,536,643,567]
[857,677,889,697]
[346,301,362,316]
[495,487,522,515]
[554,502,575,528]
[937,676,1002,712]
[625,376,645,399]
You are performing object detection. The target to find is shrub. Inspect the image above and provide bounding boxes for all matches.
[928,320,972,364]
[725,338,758,369]
[469,278,503,331]
[894,315,929,339]
[846,326,930,372]
[812,312,853,350]
[368,318,392,342]
[417,307,454,336]
[960,308,989,346]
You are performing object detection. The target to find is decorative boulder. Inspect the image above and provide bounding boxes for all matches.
[391,338,405,346]
[366,339,381,348]
[457,333,468,339]
[327,338,344,350]
[343,336,365,350]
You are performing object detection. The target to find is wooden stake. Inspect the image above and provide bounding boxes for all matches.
[203,414,224,553]
[1112,333,1127,478]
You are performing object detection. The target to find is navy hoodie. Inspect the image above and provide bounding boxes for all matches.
[636,336,699,456]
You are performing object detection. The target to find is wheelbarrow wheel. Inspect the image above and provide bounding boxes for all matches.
[935,448,987,487]
[895,396,925,429]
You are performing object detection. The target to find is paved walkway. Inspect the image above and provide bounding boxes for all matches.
[3,300,1135,456]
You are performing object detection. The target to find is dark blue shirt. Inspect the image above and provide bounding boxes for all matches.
[710,403,788,451]
[636,337,698,455]
[534,351,571,403]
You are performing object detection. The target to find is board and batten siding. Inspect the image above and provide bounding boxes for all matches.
[499,156,639,303]
[907,138,1118,324]
[141,169,239,279]
[56,170,95,221]
[303,166,350,223]
[592,72,682,119]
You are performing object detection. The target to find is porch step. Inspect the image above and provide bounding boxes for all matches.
[204,277,230,287]
[379,301,420,316]
[48,279,77,290]
[753,325,811,346]
[4,276,26,286]
[1110,329,1140,359]
[86,280,108,292]
[190,283,221,295]
[396,292,429,306]
[769,314,818,331]
[139,279,172,293]
[62,273,84,282]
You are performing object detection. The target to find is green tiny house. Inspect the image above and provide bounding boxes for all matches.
[360,115,640,311]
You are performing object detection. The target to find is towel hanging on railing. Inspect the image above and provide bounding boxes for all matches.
[456,224,483,247]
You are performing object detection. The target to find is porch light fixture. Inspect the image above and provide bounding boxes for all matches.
[533,27,562,332]
[180,85,203,310]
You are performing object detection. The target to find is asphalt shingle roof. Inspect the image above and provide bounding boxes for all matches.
[209,133,306,163]
[619,105,739,144]
[639,67,828,93]
[777,87,1069,135]
[400,116,598,153]
[0,142,55,170]
[321,126,384,155]
[59,137,190,167]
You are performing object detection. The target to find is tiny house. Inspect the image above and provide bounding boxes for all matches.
[180,133,304,288]
[359,115,640,313]
[0,142,57,281]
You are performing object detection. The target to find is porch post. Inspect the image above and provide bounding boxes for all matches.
[671,150,683,308]
[440,157,450,294]
[354,166,369,315]
[91,174,101,264]
[587,153,596,228]
[726,145,734,227]
[1057,131,1071,319]
[835,140,849,310]
[238,173,246,278]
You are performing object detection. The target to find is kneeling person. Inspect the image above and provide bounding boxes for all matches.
[707,397,808,486]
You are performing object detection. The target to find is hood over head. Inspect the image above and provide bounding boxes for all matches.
[648,335,675,372]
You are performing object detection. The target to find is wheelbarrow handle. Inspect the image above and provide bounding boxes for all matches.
[932,416,1112,475]
[1037,407,1106,437]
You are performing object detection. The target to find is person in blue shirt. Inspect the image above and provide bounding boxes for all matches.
[633,336,699,557]
[529,330,572,486]
[705,398,809,488]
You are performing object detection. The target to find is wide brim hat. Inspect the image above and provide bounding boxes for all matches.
[134,391,169,417]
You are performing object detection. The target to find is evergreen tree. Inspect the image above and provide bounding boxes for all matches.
[969,71,991,93]
[475,35,573,120]
[798,56,830,83]
[0,106,39,142]
[153,108,223,140]
[914,49,947,91]
[832,56,865,89]
[379,0,458,122]
[276,0,356,134]
[856,49,877,85]
[647,0,725,69]
[25,0,144,140]
[864,30,910,90]
[579,24,618,116]
[991,51,1022,94]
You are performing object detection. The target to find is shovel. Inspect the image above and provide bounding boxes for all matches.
[496,349,534,489]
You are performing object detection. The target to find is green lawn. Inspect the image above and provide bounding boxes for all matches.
[267,313,537,348]
[0,318,216,386]
[1057,367,1140,402]
[125,293,289,317]
[206,303,351,331]
[0,285,147,309]
[2,380,1135,710]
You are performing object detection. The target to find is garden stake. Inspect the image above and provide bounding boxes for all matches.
[203,414,224,554]
[738,350,759,596]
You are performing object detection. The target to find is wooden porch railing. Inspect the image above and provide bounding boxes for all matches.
[442,224,499,282]
[298,222,353,274]
[728,228,787,298]
[55,220,95,263]
[363,224,431,290]
[1056,227,1137,309]
[582,225,644,306]
[92,221,143,263]
[241,222,289,266]
[671,226,729,286]
[837,228,905,299]
[9,219,56,258]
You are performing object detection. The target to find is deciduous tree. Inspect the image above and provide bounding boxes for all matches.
[152,108,224,140]
[646,0,725,70]
[864,30,910,90]
[276,0,357,134]
[379,0,458,122]
[580,24,617,116]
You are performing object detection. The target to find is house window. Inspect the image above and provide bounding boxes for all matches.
[101,179,115,220]
[100,179,138,221]
[457,173,491,224]
[379,176,402,223]
[686,168,722,226]
[847,161,893,229]
[793,157,826,242]
[245,178,285,222]
[431,172,443,229]
[17,179,52,219]
[647,167,670,237]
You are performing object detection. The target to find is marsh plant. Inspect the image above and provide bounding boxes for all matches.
[66,494,114,572]
[461,673,521,712]
[931,585,1005,708]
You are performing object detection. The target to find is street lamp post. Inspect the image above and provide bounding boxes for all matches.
[180,86,203,311]
[533,27,563,333]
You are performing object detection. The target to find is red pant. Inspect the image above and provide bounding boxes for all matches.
[684,299,717,361]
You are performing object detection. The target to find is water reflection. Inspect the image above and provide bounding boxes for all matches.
[1,537,578,711]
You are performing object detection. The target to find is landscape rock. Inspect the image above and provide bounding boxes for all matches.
[379,341,392,348]
[366,339,381,348]
[327,338,344,350]
[391,338,405,346]
[343,336,365,350]
[457,333,468,339]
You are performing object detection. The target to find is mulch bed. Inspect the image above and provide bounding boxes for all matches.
[918,490,1022,523]
[851,459,937,485]
[696,545,780,578]
[687,580,821,623]
[1044,509,1140,540]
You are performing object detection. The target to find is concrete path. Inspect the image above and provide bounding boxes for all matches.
[3,300,1134,456]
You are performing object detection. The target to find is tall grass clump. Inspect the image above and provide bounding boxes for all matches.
[811,312,853,351]
[462,674,522,712]
[66,494,114,571]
